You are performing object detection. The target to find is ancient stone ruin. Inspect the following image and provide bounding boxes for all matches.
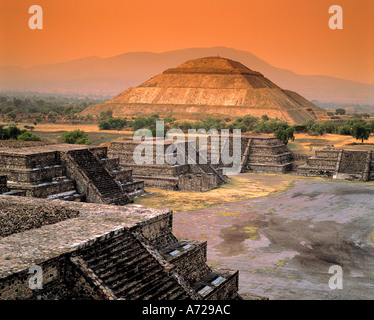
[109,138,226,191]
[205,134,294,174]
[82,56,329,124]
[0,196,239,300]
[298,148,374,181]
[0,142,144,205]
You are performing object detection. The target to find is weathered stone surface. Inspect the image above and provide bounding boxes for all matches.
[0,143,144,204]
[109,139,226,191]
[298,148,374,181]
[0,196,240,300]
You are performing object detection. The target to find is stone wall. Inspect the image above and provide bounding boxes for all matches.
[109,139,225,191]
[0,202,79,238]
[298,148,374,181]
[338,150,367,174]
[0,166,66,183]
[0,256,66,300]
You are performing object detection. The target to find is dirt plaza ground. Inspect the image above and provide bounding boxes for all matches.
[171,175,374,300]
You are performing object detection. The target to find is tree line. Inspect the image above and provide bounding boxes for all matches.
[97,111,374,145]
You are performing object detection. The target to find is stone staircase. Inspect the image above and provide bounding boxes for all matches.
[187,143,226,185]
[297,149,340,178]
[298,149,374,181]
[76,231,190,300]
[244,139,293,174]
[68,149,131,206]
[240,138,252,173]
[159,239,239,300]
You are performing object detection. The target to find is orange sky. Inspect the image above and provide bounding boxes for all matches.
[1,0,373,83]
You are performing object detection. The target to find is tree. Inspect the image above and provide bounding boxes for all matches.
[24,125,35,131]
[177,121,194,132]
[164,114,177,125]
[351,123,371,143]
[98,118,127,130]
[132,117,148,131]
[321,121,339,134]
[99,110,113,120]
[302,119,316,132]
[338,124,352,135]
[7,126,23,140]
[61,129,91,145]
[274,127,295,145]
[310,123,325,136]
[335,108,346,115]
[369,120,374,133]
[7,112,17,122]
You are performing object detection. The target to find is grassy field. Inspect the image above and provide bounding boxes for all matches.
[17,122,133,145]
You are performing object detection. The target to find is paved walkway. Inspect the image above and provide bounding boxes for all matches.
[173,180,374,300]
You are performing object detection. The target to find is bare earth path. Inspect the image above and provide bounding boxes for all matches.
[173,179,374,300]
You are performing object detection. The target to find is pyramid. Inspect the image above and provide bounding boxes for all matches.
[82,57,328,124]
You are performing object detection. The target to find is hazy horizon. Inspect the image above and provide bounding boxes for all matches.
[1,46,373,86]
[1,1,373,84]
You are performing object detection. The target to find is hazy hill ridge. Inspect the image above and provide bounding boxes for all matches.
[1,47,373,104]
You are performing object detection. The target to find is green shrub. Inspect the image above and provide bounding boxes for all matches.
[17,131,41,141]
[98,118,127,130]
[61,129,91,145]
[338,124,352,135]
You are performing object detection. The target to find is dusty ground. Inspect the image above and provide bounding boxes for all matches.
[172,176,374,300]
[134,174,326,213]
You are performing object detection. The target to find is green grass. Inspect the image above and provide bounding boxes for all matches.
[33,130,128,146]
[276,260,286,267]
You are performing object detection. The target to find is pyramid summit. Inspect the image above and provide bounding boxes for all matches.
[83,56,328,124]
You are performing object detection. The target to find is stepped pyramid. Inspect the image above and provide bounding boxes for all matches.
[83,57,328,124]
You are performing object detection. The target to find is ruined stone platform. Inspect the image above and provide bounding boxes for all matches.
[109,138,226,191]
[0,196,167,279]
[298,148,374,181]
[0,143,144,205]
[0,195,239,300]
[206,134,294,174]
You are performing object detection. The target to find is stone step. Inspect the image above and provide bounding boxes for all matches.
[89,244,144,272]
[191,271,237,299]
[115,269,173,299]
[77,228,190,300]
[47,190,82,202]
[158,283,188,300]
[109,264,163,297]
[137,276,179,300]
[96,251,151,280]
[68,148,130,205]
[82,233,134,262]
[82,233,140,265]
[106,197,129,206]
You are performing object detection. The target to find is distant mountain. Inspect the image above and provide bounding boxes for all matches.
[1,47,373,104]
